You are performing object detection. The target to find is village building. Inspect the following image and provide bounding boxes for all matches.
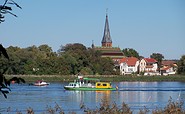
[160,60,177,75]
[119,57,139,75]
[92,13,178,76]
[139,58,159,75]
[92,14,124,64]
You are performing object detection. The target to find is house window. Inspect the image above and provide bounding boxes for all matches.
[128,68,133,72]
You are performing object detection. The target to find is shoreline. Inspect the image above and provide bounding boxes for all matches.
[4,74,185,82]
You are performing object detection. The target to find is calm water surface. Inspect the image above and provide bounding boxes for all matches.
[1,82,185,113]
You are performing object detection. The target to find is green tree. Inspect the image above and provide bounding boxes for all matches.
[38,44,55,59]
[55,57,71,75]
[80,67,93,75]
[177,55,185,74]
[58,43,89,75]
[58,43,116,75]
[1,1,25,98]
[2,43,116,75]
[150,53,164,69]
[122,48,139,58]
[0,44,25,98]
[100,57,115,75]
[6,46,26,74]
[86,49,102,74]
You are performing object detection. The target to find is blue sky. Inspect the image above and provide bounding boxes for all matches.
[0,0,185,59]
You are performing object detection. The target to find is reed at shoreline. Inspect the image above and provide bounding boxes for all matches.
[5,74,185,82]
[6,97,185,114]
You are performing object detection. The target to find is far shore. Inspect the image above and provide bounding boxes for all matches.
[4,74,185,82]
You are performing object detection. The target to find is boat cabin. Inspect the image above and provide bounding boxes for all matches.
[68,82,80,88]
[95,82,112,89]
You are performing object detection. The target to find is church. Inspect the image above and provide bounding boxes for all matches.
[92,13,124,64]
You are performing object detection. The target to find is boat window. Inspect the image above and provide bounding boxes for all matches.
[103,84,107,86]
[97,83,101,86]
[74,84,76,86]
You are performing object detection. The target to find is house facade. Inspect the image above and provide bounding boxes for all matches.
[160,60,177,75]
[119,58,178,75]
[139,58,158,75]
[119,57,139,75]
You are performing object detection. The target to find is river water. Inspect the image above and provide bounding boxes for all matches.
[1,82,185,114]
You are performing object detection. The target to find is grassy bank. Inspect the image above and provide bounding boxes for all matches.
[5,74,185,82]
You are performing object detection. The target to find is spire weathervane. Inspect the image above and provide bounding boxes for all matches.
[106,8,108,15]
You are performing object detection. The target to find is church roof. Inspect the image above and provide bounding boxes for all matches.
[95,46,121,52]
[94,46,124,59]
[101,14,112,44]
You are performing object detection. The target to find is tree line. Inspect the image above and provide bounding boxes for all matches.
[0,43,116,75]
[1,43,185,75]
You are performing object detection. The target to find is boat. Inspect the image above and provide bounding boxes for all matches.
[34,80,50,86]
[64,76,117,91]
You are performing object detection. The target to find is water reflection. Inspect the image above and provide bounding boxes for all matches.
[95,91,111,102]
[65,90,112,104]
[0,82,184,113]
[117,82,185,110]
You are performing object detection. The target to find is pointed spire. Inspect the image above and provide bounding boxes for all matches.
[91,40,95,48]
[101,13,112,47]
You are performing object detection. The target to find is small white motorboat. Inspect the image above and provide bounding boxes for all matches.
[34,80,50,86]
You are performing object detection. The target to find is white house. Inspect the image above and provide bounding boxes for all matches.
[160,60,177,75]
[139,58,158,75]
[119,57,139,75]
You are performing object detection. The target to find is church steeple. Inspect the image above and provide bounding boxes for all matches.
[101,13,112,47]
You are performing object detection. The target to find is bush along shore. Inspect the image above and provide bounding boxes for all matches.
[7,98,185,114]
[4,74,185,82]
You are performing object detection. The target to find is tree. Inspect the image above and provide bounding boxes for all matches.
[100,57,115,75]
[150,53,164,69]
[122,48,140,58]
[0,0,21,23]
[0,44,25,98]
[0,1,25,98]
[177,55,185,74]
[1,43,116,76]
[38,44,55,59]
[59,43,86,53]
[58,43,116,75]
[58,43,88,75]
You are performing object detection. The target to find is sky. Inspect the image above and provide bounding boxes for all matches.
[0,0,185,59]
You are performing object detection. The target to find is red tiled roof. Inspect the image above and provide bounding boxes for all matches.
[162,60,176,66]
[144,58,157,63]
[119,57,139,66]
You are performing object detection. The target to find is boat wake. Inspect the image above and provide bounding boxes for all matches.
[118,87,185,91]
